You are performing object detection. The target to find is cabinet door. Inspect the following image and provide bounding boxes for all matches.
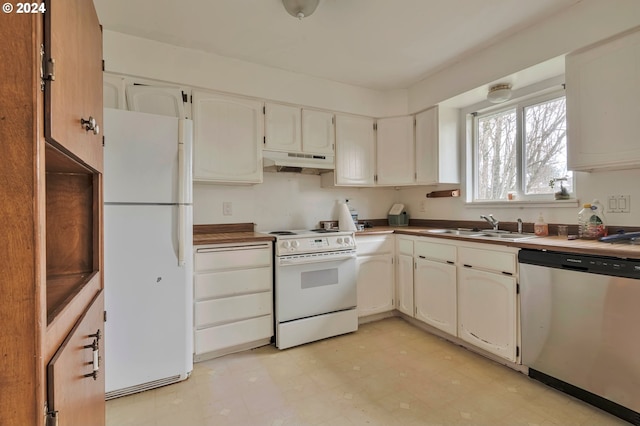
[396,254,414,316]
[45,0,103,172]
[415,107,459,184]
[457,267,517,361]
[265,103,302,152]
[356,254,394,317]
[376,116,415,185]
[566,28,640,171]
[335,114,375,186]
[47,291,105,426]
[415,259,457,335]
[192,91,263,183]
[302,109,335,154]
[126,85,188,119]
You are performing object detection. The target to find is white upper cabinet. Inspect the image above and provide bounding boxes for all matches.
[566,27,640,171]
[415,106,459,185]
[103,74,126,109]
[302,109,335,155]
[126,85,189,119]
[264,103,302,152]
[376,116,415,186]
[335,114,376,186]
[192,91,263,184]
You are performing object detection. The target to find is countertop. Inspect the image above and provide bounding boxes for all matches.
[193,223,640,259]
[355,226,640,259]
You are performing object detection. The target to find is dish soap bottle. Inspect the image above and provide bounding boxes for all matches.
[534,213,549,236]
[578,203,592,239]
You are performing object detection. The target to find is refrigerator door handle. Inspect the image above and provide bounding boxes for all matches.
[178,204,186,266]
[177,119,193,205]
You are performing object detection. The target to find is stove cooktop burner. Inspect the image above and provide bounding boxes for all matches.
[269,231,297,235]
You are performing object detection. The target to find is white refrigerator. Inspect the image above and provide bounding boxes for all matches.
[103,108,193,399]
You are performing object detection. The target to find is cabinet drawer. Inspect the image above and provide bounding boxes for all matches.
[356,235,394,255]
[458,247,516,274]
[195,315,273,355]
[195,245,271,272]
[195,267,272,300]
[195,292,272,328]
[397,238,413,255]
[415,240,456,263]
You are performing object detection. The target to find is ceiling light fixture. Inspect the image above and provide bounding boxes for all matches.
[487,83,513,104]
[282,0,320,20]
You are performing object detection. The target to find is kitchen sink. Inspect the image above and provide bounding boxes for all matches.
[423,228,538,242]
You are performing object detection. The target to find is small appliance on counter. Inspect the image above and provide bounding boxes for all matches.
[388,203,409,226]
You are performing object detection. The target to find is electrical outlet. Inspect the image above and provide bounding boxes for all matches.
[223,201,232,216]
[419,200,427,213]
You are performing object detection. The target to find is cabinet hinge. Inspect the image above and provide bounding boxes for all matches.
[104,310,107,322]
[102,136,105,147]
[102,60,105,71]
[516,284,520,294]
[181,91,188,103]
[263,136,266,144]
[373,122,377,131]
[263,106,266,114]
[516,346,520,357]
[44,401,58,426]
[332,116,335,125]
[40,44,55,91]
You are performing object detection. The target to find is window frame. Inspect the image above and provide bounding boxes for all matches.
[471,88,571,203]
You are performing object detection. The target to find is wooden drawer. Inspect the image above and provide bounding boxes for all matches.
[195,267,272,300]
[397,238,413,256]
[195,315,273,355]
[195,292,272,328]
[356,235,394,256]
[415,240,456,263]
[458,246,516,274]
[195,245,271,272]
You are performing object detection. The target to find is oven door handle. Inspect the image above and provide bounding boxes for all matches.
[278,252,356,266]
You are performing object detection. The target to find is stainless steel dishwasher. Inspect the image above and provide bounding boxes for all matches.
[519,249,640,425]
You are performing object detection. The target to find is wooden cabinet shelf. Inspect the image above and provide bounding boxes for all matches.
[47,272,96,324]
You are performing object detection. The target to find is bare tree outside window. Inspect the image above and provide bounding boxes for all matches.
[474,92,571,201]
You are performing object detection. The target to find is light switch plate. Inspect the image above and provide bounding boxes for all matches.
[223,201,232,216]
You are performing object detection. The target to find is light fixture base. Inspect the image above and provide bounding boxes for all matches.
[282,0,319,20]
[487,83,513,104]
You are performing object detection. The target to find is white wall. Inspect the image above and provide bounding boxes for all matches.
[102,30,408,117]
[194,173,399,231]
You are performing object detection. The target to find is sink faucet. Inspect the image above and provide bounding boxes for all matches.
[517,218,523,234]
[480,214,499,231]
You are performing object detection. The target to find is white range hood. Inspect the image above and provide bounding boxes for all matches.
[263,150,334,174]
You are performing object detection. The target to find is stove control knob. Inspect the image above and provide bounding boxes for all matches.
[336,237,343,244]
[343,236,352,245]
[291,240,300,249]
[282,241,291,249]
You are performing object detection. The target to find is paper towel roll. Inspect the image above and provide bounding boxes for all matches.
[338,202,357,231]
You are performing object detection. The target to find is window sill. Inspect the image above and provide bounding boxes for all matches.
[465,199,580,208]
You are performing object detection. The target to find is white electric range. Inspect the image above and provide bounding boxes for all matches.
[267,229,358,349]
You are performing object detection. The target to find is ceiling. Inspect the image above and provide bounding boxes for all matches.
[94,0,580,91]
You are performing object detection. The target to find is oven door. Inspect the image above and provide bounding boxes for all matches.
[275,251,356,323]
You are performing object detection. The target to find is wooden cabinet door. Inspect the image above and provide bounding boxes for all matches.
[356,254,394,317]
[302,109,335,155]
[415,259,457,335]
[45,0,103,173]
[396,254,414,316]
[376,116,415,185]
[47,290,105,426]
[192,91,263,183]
[335,114,375,186]
[457,267,517,361]
[265,103,302,152]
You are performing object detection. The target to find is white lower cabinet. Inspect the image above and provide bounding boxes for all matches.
[457,246,518,362]
[356,235,394,317]
[395,236,414,316]
[193,242,273,360]
[414,258,457,335]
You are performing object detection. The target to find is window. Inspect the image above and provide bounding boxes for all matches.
[473,91,572,201]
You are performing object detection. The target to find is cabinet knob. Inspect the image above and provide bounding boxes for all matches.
[80,116,100,135]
